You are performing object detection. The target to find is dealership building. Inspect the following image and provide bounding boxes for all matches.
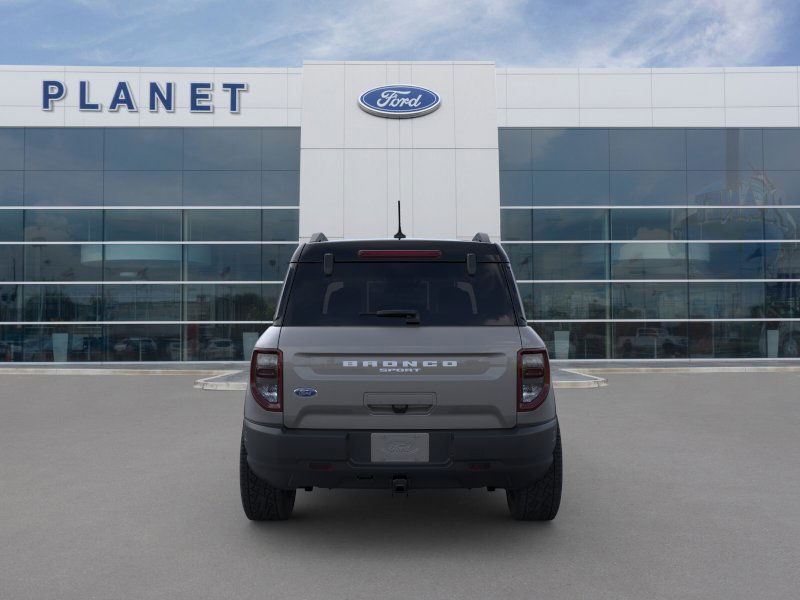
[0,61,799,362]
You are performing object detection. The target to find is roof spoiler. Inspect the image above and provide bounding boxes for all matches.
[308,232,328,243]
[472,232,491,243]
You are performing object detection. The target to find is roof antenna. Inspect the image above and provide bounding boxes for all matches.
[393,200,406,240]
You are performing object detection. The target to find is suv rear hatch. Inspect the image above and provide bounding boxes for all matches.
[275,242,524,430]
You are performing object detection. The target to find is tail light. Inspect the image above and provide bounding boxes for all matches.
[518,349,550,411]
[250,349,282,411]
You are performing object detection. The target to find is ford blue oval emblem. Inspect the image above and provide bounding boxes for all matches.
[293,387,318,397]
[358,85,440,118]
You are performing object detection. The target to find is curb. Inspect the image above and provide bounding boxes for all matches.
[0,368,232,377]
[576,366,800,374]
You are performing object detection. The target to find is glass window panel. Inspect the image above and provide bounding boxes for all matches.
[503,209,607,242]
[689,282,765,319]
[612,282,688,320]
[764,171,800,204]
[24,244,102,281]
[104,171,182,206]
[184,209,260,241]
[610,129,685,170]
[532,321,608,359]
[262,244,296,281]
[532,171,609,206]
[0,171,24,206]
[611,243,687,279]
[104,209,181,241]
[763,208,800,240]
[183,171,260,206]
[529,282,608,320]
[185,284,273,321]
[24,171,103,206]
[103,285,181,320]
[262,128,300,170]
[25,128,103,170]
[686,129,763,171]
[500,171,533,206]
[689,242,765,279]
[533,243,608,280]
[262,170,300,206]
[773,322,800,357]
[106,324,181,361]
[22,324,104,362]
[0,285,21,321]
[22,285,101,321]
[765,242,800,278]
[0,245,23,281]
[498,129,532,170]
[0,129,24,170]
[183,128,261,170]
[24,210,102,242]
[186,244,262,281]
[611,208,687,240]
[611,171,686,205]
[262,209,299,241]
[764,129,800,170]
[104,128,182,170]
[0,325,24,361]
[532,129,609,170]
[0,210,22,241]
[689,321,765,358]
[103,245,181,281]
[185,323,267,361]
[766,282,800,318]
[688,170,770,205]
[503,244,533,281]
[613,321,688,359]
[687,207,764,240]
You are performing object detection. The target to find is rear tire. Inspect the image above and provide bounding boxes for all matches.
[506,427,562,521]
[240,435,296,521]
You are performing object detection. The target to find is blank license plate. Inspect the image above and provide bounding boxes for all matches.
[370,433,429,463]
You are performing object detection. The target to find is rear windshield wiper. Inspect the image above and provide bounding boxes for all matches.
[360,309,421,325]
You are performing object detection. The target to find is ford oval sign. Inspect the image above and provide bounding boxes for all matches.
[293,387,318,397]
[358,85,440,118]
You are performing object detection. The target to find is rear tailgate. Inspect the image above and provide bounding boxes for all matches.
[280,326,521,429]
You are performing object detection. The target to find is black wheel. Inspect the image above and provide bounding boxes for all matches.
[506,427,562,521]
[240,435,296,521]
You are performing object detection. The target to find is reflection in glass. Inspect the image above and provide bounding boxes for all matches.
[524,283,607,319]
[523,209,608,241]
[689,243,764,279]
[773,322,800,357]
[186,245,262,281]
[689,282,764,319]
[532,129,609,170]
[611,208,687,240]
[532,321,607,359]
[764,171,800,205]
[686,129,763,171]
[687,170,772,205]
[183,128,261,170]
[610,129,685,170]
[183,171,261,206]
[611,171,686,205]
[613,322,688,359]
[0,285,20,321]
[104,171,182,206]
[612,282,688,319]
[498,129,531,170]
[504,244,533,280]
[687,207,764,240]
[24,244,102,281]
[24,210,102,241]
[0,171,23,205]
[185,284,278,321]
[533,171,609,206]
[533,244,608,280]
[766,282,800,318]
[765,242,800,278]
[24,171,103,206]
[185,209,261,241]
[23,285,101,321]
[262,128,301,170]
[0,210,22,241]
[104,209,181,241]
[0,128,24,170]
[22,324,104,362]
[104,128,182,171]
[500,172,532,206]
[106,324,182,361]
[263,209,299,241]
[611,243,687,279]
[689,321,765,358]
[184,323,268,361]
[263,244,296,281]
[763,129,800,170]
[25,128,103,170]
[262,171,300,206]
[103,245,181,281]
[103,285,181,320]
[0,246,23,281]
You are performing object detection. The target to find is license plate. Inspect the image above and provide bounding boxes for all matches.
[370,433,429,463]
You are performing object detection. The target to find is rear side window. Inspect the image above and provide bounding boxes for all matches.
[282,262,517,326]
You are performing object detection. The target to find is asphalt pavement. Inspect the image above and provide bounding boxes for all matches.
[1,372,799,599]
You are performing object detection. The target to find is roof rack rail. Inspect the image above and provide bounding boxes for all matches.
[308,232,328,243]
[472,232,491,243]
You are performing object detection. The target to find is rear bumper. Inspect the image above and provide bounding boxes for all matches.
[242,418,559,490]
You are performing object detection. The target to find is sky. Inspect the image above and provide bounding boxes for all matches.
[0,0,798,68]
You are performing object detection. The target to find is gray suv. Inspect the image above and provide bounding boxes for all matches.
[240,234,562,521]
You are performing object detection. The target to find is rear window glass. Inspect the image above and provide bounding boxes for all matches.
[282,262,517,326]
